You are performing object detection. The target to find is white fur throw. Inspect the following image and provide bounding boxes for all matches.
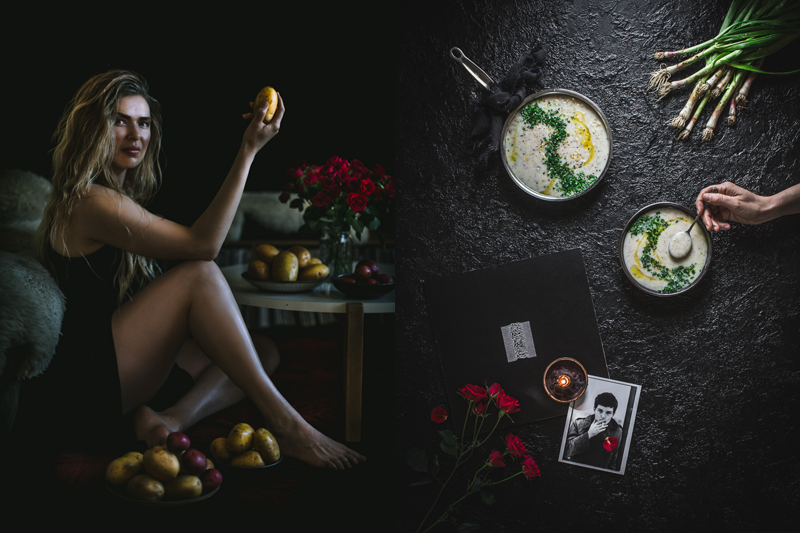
[0,169,65,379]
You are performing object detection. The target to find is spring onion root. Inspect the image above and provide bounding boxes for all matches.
[650,0,800,141]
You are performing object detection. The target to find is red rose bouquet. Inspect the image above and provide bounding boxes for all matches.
[280,156,395,242]
[409,383,541,533]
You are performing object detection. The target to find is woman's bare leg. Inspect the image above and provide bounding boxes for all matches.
[133,332,279,448]
[113,260,365,469]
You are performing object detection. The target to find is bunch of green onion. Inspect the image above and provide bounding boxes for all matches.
[648,0,800,141]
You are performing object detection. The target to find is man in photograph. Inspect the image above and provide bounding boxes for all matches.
[564,392,623,470]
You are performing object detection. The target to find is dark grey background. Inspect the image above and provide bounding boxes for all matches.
[396,1,800,531]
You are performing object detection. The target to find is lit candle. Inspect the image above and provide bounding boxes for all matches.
[557,375,571,388]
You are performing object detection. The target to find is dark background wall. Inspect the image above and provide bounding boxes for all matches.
[396,1,800,532]
[1,7,394,228]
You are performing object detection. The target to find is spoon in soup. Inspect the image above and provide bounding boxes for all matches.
[668,187,717,259]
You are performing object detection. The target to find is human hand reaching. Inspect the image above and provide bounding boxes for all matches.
[241,92,285,154]
[696,181,774,232]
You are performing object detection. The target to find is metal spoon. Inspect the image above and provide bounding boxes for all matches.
[668,187,717,259]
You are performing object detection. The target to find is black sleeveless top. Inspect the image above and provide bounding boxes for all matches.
[14,244,128,452]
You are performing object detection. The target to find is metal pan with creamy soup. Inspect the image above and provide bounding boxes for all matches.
[502,90,612,201]
[620,204,711,295]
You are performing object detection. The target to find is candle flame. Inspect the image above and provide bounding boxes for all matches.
[557,375,571,388]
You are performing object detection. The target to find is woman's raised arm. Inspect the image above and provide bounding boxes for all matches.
[70,94,285,260]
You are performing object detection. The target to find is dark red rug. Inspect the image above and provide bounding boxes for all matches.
[5,321,394,528]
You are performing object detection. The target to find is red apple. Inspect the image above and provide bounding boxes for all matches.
[182,448,208,476]
[339,275,356,284]
[166,432,191,454]
[200,468,223,490]
[375,274,394,284]
[353,264,372,280]
[356,259,379,276]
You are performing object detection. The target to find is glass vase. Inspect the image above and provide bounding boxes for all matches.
[319,230,354,277]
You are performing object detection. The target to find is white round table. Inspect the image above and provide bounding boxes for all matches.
[221,263,395,442]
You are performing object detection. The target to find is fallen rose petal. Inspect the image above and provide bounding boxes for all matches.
[431,406,448,424]
[604,436,619,452]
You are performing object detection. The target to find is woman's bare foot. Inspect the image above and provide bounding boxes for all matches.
[272,418,366,470]
[133,405,179,449]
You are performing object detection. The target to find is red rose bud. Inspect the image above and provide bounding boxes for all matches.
[522,456,541,479]
[431,406,448,424]
[458,384,488,403]
[487,383,504,398]
[604,436,619,452]
[504,433,526,458]
[489,450,506,468]
[473,401,488,416]
[496,392,521,414]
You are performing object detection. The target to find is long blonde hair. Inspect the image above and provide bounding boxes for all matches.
[36,70,163,304]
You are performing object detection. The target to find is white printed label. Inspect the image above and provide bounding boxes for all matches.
[501,321,537,362]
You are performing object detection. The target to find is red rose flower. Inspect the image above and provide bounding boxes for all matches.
[312,191,329,207]
[385,180,395,198]
[604,436,619,452]
[488,383,504,398]
[505,433,526,458]
[322,176,338,191]
[473,401,488,416]
[346,193,368,212]
[489,450,506,468]
[360,179,376,196]
[431,406,448,424]
[278,191,290,204]
[458,384,487,403]
[372,164,385,178]
[496,393,520,414]
[522,456,541,479]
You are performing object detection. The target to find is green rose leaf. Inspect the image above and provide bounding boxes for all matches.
[407,447,428,473]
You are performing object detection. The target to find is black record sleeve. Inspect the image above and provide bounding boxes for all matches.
[424,249,609,431]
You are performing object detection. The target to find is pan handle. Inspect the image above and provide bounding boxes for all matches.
[449,47,496,90]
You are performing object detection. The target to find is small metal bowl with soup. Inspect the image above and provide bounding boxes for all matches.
[619,202,712,296]
[501,89,612,201]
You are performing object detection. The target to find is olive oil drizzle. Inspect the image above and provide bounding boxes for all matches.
[518,102,598,196]
[628,212,697,293]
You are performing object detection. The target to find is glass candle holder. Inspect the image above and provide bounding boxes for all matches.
[543,357,588,403]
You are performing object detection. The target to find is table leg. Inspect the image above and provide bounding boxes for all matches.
[344,302,364,442]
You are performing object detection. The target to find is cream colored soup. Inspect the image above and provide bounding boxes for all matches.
[622,207,707,293]
[503,94,610,197]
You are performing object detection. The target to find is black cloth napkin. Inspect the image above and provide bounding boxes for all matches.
[465,42,547,165]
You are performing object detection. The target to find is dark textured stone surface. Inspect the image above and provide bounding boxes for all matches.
[396,1,800,531]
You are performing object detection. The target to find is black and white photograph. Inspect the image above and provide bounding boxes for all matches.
[559,376,641,475]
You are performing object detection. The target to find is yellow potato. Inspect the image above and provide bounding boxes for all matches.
[247,259,270,280]
[287,246,312,268]
[105,453,143,486]
[254,244,280,264]
[231,450,265,468]
[226,423,255,455]
[254,86,278,123]
[127,474,165,502]
[271,252,299,281]
[205,458,215,470]
[298,263,330,281]
[163,474,203,500]
[210,437,232,463]
[308,257,322,265]
[143,445,180,482]
[253,428,281,464]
